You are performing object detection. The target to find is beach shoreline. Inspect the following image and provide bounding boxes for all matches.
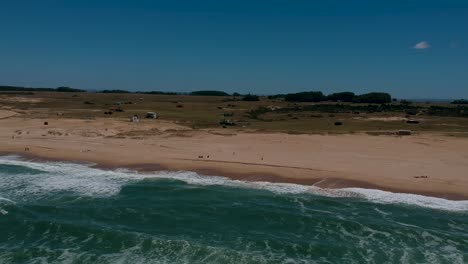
[1,116,468,200]
[1,150,468,201]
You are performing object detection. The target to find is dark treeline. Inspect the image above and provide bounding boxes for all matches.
[99,90,182,95]
[269,91,392,104]
[0,86,223,96]
[100,89,233,96]
[190,90,230,96]
[0,85,85,93]
[1,85,392,104]
[56,86,85,92]
[136,91,180,95]
[241,94,260,101]
[100,89,131,94]
[451,99,468,105]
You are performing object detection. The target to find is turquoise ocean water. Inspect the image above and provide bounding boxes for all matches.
[0,156,467,263]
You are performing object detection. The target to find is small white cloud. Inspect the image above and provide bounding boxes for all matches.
[414,41,430,49]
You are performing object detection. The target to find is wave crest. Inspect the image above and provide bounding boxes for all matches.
[0,156,467,212]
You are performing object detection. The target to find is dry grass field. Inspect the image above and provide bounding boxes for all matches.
[1,91,468,136]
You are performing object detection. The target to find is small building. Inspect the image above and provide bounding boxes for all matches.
[146,112,158,119]
[131,115,140,123]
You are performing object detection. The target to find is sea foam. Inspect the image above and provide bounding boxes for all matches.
[0,156,467,212]
[0,197,15,215]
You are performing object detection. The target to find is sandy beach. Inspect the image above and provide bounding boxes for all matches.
[1,111,467,200]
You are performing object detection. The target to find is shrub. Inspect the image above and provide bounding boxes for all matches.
[400,100,413,105]
[101,89,130,93]
[190,90,229,96]
[353,92,392,104]
[451,99,468,105]
[327,92,355,102]
[284,91,326,102]
[242,94,259,101]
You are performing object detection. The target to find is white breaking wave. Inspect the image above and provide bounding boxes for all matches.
[0,156,467,212]
[0,197,15,215]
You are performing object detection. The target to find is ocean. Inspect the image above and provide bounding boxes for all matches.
[0,156,467,263]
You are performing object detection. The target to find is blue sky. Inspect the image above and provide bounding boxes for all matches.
[0,0,467,98]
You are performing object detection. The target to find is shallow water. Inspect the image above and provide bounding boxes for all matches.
[0,156,467,263]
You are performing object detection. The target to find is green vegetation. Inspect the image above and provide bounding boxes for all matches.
[136,91,180,95]
[0,85,55,92]
[284,91,326,102]
[271,91,392,104]
[327,92,355,102]
[0,85,85,92]
[451,99,468,105]
[353,92,392,104]
[0,85,393,105]
[267,94,286,100]
[56,86,85,92]
[190,90,230,96]
[427,105,468,117]
[101,89,131,94]
[242,94,260,101]
[399,99,413,105]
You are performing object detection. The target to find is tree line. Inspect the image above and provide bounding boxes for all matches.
[0,85,85,93]
[269,91,392,104]
[1,85,401,104]
[451,99,468,105]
